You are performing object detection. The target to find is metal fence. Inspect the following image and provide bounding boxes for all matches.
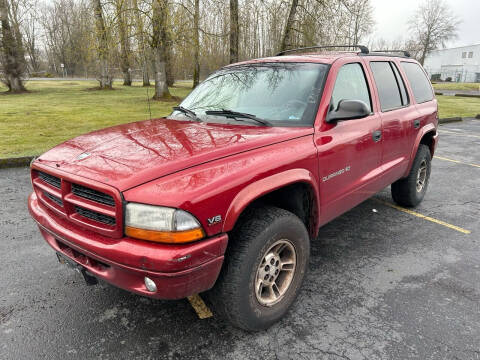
[424,68,480,83]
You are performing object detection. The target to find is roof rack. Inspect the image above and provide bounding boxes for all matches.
[276,45,369,56]
[371,49,411,58]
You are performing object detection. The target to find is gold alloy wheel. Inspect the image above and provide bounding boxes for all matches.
[255,239,297,307]
[416,159,427,192]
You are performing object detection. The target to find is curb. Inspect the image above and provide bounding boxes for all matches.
[435,92,480,98]
[438,117,462,124]
[0,156,36,169]
[455,93,480,98]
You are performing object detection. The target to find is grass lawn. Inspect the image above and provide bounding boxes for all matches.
[1,80,479,158]
[0,80,192,158]
[432,82,480,91]
[436,95,480,118]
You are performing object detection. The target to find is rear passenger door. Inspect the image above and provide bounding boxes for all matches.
[366,60,419,181]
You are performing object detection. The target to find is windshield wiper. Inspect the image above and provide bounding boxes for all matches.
[172,106,202,122]
[205,109,272,126]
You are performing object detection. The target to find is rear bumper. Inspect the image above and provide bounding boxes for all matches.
[28,192,228,299]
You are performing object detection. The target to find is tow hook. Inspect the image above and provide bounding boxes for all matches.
[81,269,98,286]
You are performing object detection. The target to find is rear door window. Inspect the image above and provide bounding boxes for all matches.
[331,63,371,112]
[401,62,434,103]
[370,62,404,111]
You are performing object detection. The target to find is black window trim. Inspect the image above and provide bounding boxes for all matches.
[330,61,374,116]
[390,61,410,107]
[400,61,434,105]
[369,60,410,113]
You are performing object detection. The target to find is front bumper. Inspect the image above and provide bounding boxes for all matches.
[28,192,228,299]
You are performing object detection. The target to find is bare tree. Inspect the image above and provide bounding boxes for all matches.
[229,0,238,63]
[344,0,374,45]
[19,0,41,73]
[279,0,298,52]
[151,0,171,99]
[92,0,112,88]
[115,0,132,85]
[0,0,27,92]
[133,0,149,86]
[192,0,200,87]
[408,0,459,65]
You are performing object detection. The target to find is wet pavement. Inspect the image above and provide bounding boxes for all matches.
[1,119,479,359]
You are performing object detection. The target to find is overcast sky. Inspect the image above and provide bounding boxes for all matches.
[370,0,480,48]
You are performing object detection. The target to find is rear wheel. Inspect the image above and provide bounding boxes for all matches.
[391,144,431,207]
[208,206,310,331]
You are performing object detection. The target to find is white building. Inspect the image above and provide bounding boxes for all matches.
[423,44,480,83]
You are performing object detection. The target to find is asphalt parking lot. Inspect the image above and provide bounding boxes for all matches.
[1,119,480,360]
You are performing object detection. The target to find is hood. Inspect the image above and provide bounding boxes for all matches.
[36,118,313,191]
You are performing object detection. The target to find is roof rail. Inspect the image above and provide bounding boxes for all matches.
[371,49,411,57]
[276,45,369,56]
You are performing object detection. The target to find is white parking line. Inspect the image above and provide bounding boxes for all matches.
[434,156,480,168]
[376,200,471,234]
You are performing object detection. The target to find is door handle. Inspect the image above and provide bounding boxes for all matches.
[372,130,382,142]
[413,119,420,129]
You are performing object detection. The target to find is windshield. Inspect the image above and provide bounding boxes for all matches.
[172,62,329,127]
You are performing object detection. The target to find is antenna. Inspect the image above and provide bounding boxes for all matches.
[145,78,152,121]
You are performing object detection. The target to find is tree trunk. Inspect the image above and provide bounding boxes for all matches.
[152,0,171,99]
[116,0,132,86]
[420,32,430,65]
[229,0,239,63]
[165,31,174,87]
[133,0,150,86]
[92,0,112,89]
[192,0,200,88]
[280,0,298,53]
[0,0,27,93]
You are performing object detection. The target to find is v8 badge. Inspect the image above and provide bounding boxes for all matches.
[207,215,222,226]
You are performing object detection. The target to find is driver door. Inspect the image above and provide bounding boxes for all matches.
[315,59,383,225]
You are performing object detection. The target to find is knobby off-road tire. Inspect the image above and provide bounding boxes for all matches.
[208,206,310,331]
[391,144,431,207]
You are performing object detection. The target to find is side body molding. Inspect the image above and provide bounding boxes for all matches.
[222,169,320,235]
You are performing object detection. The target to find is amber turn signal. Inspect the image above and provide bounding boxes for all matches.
[125,226,205,244]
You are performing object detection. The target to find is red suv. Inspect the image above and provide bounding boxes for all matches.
[28,45,438,330]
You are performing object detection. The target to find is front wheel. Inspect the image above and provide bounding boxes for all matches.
[208,206,310,331]
[391,144,431,207]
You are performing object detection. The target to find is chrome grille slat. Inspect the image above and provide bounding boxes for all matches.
[72,184,115,207]
[38,171,61,188]
[44,191,63,206]
[75,206,116,226]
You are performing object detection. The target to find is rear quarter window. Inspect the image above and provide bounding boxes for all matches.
[401,62,434,104]
[370,62,404,111]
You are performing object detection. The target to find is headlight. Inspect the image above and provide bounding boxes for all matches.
[125,203,205,244]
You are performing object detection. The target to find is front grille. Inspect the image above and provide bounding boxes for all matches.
[75,206,116,226]
[44,191,63,206]
[72,184,115,207]
[33,167,122,237]
[38,171,61,188]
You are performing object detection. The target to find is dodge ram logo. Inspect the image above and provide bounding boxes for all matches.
[77,152,91,160]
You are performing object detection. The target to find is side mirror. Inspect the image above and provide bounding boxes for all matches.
[326,99,370,123]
